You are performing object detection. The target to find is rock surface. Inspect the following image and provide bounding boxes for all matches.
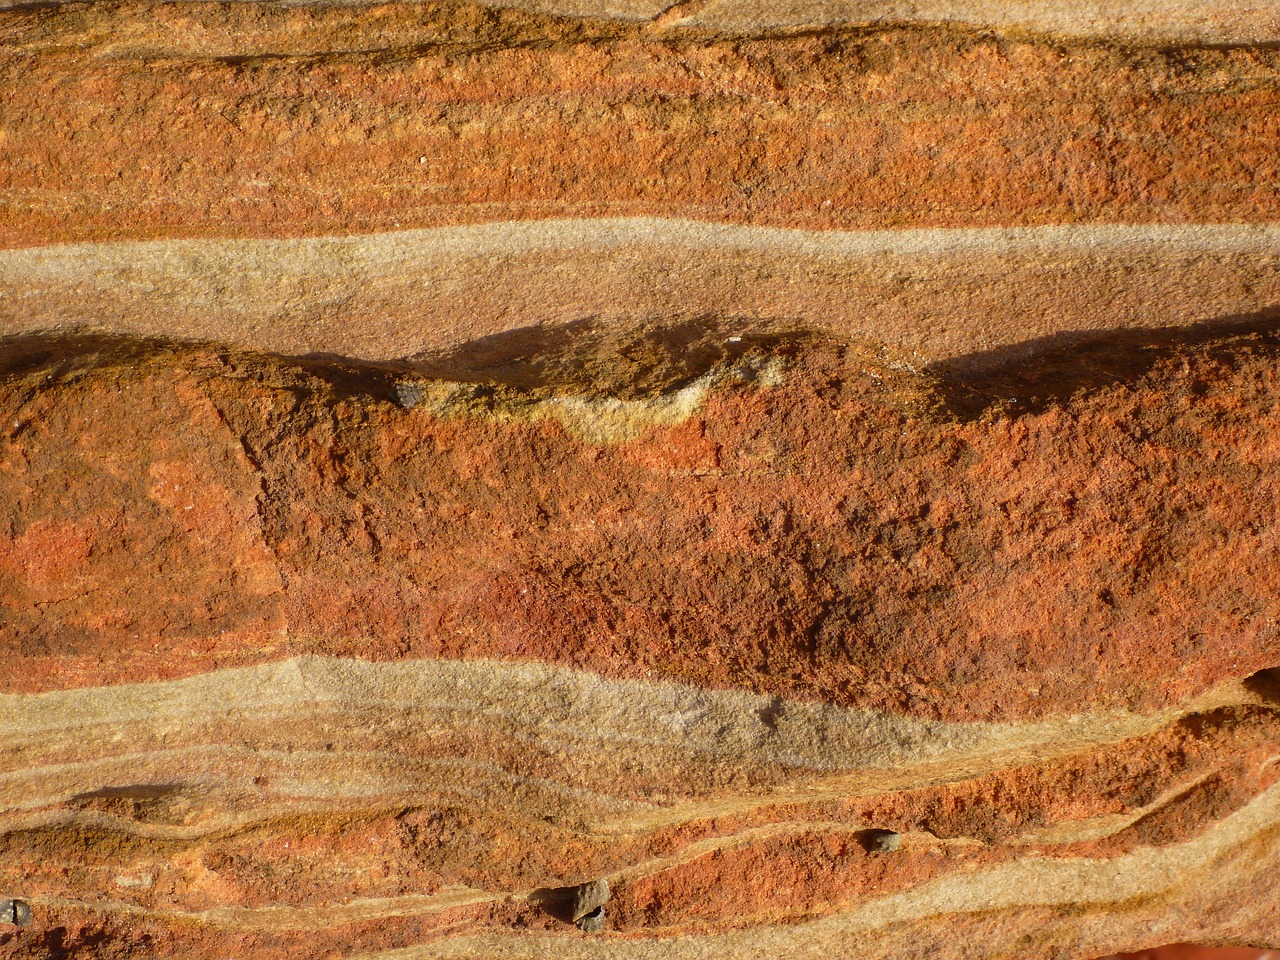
[1,1,1279,958]
[4,1,1280,363]
[1,330,1278,958]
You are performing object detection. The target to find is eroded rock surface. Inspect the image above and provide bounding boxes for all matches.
[1,0,1279,957]
[0,330,1278,957]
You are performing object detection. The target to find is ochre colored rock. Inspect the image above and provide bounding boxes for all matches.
[3,3,1279,248]
[1,2,1279,958]
[1,331,1278,956]
[3,333,1279,720]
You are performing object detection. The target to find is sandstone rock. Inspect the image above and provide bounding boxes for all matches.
[1,1,1278,958]
[571,878,610,932]
[0,901,30,928]
[0,332,1277,957]
[860,830,902,854]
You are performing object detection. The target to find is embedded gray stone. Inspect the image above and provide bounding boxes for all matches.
[862,829,901,853]
[394,381,424,409]
[571,878,610,923]
[576,905,605,933]
[2,899,31,927]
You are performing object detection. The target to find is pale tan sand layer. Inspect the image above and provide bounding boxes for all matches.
[6,658,1270,953]
[3,220,1278,368]
[683,0,1280,43]
[0,656,1269,837]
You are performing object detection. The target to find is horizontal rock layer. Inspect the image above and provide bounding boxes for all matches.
[2,0,1278,42]
[3,2,1280,249]
[2,1,1280,957]
[4,222,1279,365]
[3,333,1279,720]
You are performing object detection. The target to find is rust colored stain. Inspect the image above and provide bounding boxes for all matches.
[2,329,1278,722]
[2,4,1280,247]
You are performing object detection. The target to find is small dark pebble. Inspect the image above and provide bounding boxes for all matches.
[1,899,31,927]
[394,381,423,409]
[861,829,901,853]
[571,878,610,922]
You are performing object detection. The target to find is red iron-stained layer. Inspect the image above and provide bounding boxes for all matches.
[2,2,1279,248]
[1,330,1277,721]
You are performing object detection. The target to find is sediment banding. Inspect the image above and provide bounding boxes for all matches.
[3,220,1279,364]
[4,5,1280,249]
[1,657,1276,954]
[1,656,1274,830]
[358,781,1280,958]
[5,4,1280,953]
[0,655,1246,792]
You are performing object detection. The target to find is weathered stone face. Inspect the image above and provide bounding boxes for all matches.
[3,332,1280,721]
[1,328,1277,957]
[1,1,1278,958]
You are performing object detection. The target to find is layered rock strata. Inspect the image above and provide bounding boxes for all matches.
[2,0,1279,957]
[1,332,1279,956]
[4,0,1280,362]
